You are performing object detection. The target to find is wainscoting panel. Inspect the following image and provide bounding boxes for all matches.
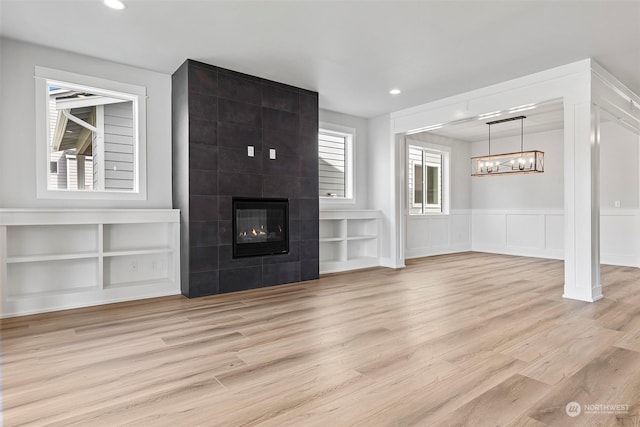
[405,210,471,259]
[545,214,564,253]
[472,210,563,259]
[506,214,542,249]
[600,210,639,266]
[427,217,450,248]
[471,213,507,247]
[469,209,640,267]
[450,213,471,246]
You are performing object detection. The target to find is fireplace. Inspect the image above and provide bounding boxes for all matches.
[233,198,289,258]
[172,60,319,297]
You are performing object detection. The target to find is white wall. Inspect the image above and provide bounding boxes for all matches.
[600,121,639,209]
[319,109,369,210]
[0,38,172,208]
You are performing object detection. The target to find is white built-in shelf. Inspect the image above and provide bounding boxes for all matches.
[319,237,344,243]
[346,235,377,241]
[104,278,174,290]
[6,252,100,264]
[319,210,381,274]
[347,256,379,266]
[6,286,98,300]
[0,209,181,317]
[103,248,173,257]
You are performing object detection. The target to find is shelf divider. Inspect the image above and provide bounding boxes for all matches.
[98,223,104,290]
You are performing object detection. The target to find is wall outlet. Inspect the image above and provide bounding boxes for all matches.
[130,260,138,272]
[615,200,621,208]
[269,148,276,160]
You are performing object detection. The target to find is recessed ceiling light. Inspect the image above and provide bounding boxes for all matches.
[104,0,126,10]
[389,89,401,95]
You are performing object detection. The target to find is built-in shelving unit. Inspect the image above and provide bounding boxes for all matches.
[319,210,380,274]
[0,209,180,317]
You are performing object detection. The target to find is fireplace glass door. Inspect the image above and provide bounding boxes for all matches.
[232,198,289,258]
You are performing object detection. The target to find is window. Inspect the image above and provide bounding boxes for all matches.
[407,142,449,214]
[35,67,147,200]
[318,123,354,200]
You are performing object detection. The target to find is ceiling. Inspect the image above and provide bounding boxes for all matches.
[1,1,639,118]
[427,101,565,142]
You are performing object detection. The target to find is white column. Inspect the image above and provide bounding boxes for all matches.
[563,101,602,301]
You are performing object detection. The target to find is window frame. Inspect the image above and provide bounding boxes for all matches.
[406,140,450,216]
[35,66,147,200]
[318,122,355,204]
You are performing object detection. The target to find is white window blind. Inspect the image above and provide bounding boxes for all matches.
[319,130,348,198]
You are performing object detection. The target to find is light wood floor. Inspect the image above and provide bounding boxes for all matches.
[2,252,640,426]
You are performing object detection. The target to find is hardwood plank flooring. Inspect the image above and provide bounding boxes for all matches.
[2,252,640,426]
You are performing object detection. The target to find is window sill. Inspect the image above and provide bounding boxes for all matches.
[408,212,450,217]
[320,197,356,206]
[37,189,147,201]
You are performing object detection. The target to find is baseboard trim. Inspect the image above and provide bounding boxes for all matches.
[471,244,563,261]
[405,244,472,260]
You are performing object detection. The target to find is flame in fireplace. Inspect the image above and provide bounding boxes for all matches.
[238,224,282,241]
[248,226,267,237]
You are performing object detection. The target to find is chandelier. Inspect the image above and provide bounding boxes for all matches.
[471,115,544,176]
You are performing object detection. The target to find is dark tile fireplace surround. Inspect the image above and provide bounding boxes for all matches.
[172,59,320,297]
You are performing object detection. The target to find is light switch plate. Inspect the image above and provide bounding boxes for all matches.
[247,146,254,157]
[269,148,276,160]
